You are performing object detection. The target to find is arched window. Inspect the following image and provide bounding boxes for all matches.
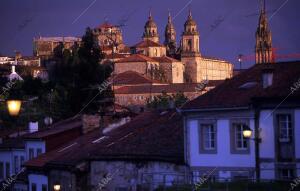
[187,40,192,51]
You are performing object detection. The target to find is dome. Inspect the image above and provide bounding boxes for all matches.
[184,10,197,27]
[145,15,157,28]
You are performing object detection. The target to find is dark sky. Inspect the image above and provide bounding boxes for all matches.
[0,0,299,68]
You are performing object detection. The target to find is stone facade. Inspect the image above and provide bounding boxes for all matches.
[33,37,81,59]
[90,161,187,191]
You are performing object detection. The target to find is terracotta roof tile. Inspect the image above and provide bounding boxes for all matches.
[182,61,300,110]
[133,40,164,48]
[116,54,157,63]
[115,81,223,94]
[25,110,184,168]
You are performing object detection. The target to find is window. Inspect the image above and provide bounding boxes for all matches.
[5,162,10,178]
[203,124,216,150]
[0,162,3,179]
[42,184,47,191]
[20,156,25,165]
[279,169,294,180]
[230,121,250,154]
[277,114,292,142]
[31,183,37,191]
[234,124,248,150]
[199,121,217,153]
[29,148,35,159]
[14,156,19,174]
[37,148,42,156]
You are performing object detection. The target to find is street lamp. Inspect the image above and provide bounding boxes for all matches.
[6,100,22,116]
[242,126,252,139]
[242,125,262,182]
[53,182,61,191]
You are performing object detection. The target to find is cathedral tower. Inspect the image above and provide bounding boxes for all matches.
[164,12,177,57]
[181,10,200,57]
[180,10,201,83]
[143,11,159,43]
[255,0,273,64]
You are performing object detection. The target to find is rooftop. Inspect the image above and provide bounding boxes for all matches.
[116,54,157,63]
[182,61,300,110]
[25,110,184,169]
[133,40,164,48]
[115,81,223,94]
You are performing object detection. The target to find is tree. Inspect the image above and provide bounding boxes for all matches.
[146,92,188,109]
[49,27,113,118]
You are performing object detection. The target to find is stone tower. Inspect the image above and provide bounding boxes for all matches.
[181,10,200,57]
[143,11,159,43]
[180,10,201,82]
[164,12,177,57]
[255,0,273,64]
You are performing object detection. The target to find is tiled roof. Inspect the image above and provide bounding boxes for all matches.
[115,81,223,94]
[133,40,164,48]
[0,137,24,150]
[112,71,162,85]
[116,54,157,63]
[104,53,128,59]
[23,116,82,140]
[25,110,184,168]
[182,61,300,110]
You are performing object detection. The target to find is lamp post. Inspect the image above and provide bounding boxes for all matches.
[53,182,61,191]
[243,125,261,182]
[6,99,22,136]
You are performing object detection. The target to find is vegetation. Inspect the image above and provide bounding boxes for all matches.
[0,27,113,129]
[146,92,188,109]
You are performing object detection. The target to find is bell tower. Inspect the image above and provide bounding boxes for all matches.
[180,10,201,83]
[143,11,159,43]
[164,12,177,57]
[255,0,274,64]
[181,10,200,57]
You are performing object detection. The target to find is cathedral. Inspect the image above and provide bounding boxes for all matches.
[109,10,233,84]
[255,0,274,64]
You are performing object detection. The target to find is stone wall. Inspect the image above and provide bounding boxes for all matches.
[90,161,188,191]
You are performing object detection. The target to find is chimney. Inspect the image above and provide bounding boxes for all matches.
[82,114,100,134]
[12,65,16,73]
[29,122,39,133]
[262,68,274,89]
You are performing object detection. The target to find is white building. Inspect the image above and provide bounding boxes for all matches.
[181,61,300,181]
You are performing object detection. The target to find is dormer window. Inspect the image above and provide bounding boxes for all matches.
[262,69,274,88]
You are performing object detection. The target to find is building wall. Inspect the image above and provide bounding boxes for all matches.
[115,62,147,75]
[198,58,233,81]
[0,149,25,181]
[185,110,256,180]
[185,108,300,181]
[25,140,45,161]
[136,47,166,57]
[115,91,203,111]
[28,174,48,191]
[181,56,200,82]
[90,161,187,191]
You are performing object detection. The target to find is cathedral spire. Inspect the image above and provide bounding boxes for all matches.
[255,0,274,64]
[165,11,176,57]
